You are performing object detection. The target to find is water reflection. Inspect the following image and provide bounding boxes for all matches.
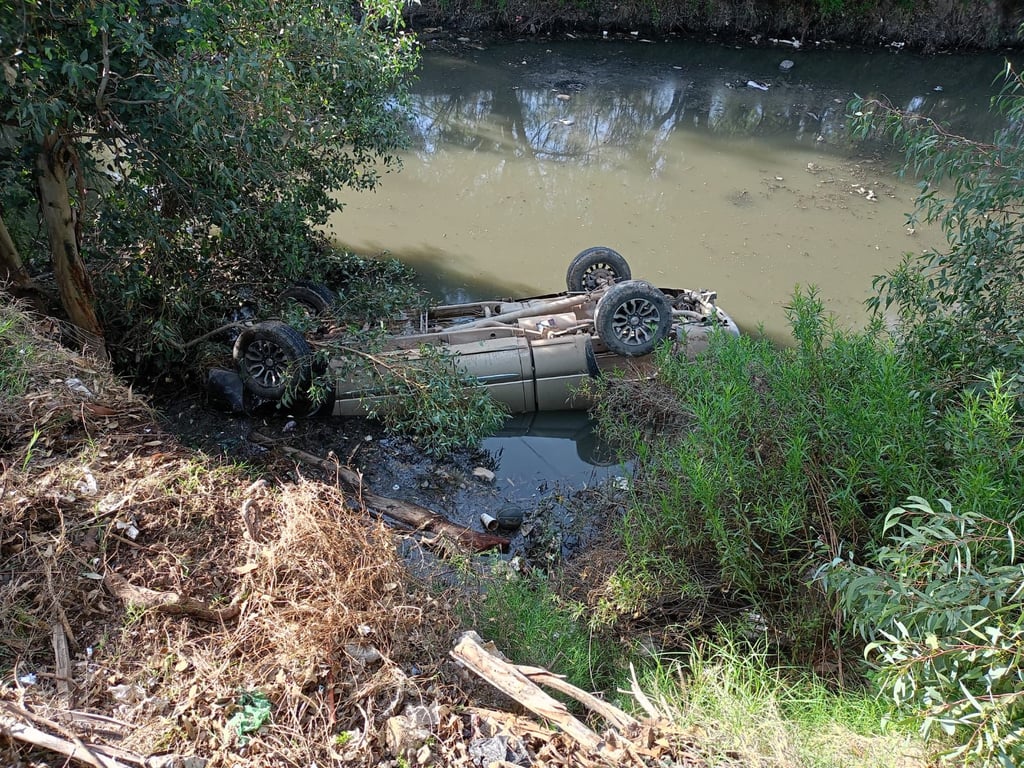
[483,411,625,494]
[406,41,1010,168]
[331,41,1016,339]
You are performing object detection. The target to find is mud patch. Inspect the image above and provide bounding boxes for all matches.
[160,395,629,567]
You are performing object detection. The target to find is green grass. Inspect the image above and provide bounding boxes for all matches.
[634,633,930,768]
[0,301,39,400]
[471,569,620,694]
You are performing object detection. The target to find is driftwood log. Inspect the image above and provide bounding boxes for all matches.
[103,572,240,623]
[249,431,509,553]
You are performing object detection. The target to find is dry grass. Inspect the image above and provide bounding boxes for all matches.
[1,300,460,766]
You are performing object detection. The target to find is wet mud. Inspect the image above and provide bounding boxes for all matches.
[160,395,629,570]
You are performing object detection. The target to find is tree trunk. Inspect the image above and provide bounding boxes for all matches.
[0,211,49,314]
[0,212,29,287]
[36,134,106,355]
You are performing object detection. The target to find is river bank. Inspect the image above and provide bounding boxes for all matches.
[407,0,1023,51]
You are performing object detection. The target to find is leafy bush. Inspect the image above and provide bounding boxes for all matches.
[1,0,418,373]
[823,496,1024,767]
[591,289,934,656]
[361,343,508,457]
[852,64,1024,400]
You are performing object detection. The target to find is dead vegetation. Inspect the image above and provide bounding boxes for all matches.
[1,300,707,767]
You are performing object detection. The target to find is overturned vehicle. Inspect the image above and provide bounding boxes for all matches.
[232,248,740,416]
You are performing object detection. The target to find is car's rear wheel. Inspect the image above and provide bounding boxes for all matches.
[566,247,631,292]
[281,281,337,315]
[595,280,672,357]
[233,320,313,400]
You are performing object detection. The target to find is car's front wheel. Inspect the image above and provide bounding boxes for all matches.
[566,247,631,292]
[233,320,313,400]
[594,280,672,357]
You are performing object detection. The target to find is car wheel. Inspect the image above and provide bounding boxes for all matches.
[595,280,672,357]
[566,247,631,292]
[233,321,313,400]
[281,281,337,315]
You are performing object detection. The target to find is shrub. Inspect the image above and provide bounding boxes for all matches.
[823,496,1024,767]
[591,289,934,657]
[853,63,1024,401]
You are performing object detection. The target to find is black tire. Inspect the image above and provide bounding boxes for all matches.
[566,247,631,292]
[233,320,313,400]
[287,386,336,419]
[594,280,672,357]
[281,281,337,315]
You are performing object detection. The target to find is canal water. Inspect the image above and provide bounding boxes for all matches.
[331,37,1013,337]
[327,37,1017,485]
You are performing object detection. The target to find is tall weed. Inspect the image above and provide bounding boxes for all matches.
[595,289,933,656]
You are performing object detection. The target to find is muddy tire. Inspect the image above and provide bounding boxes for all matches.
[594,280,672,357]
[566,247,631,292]
[281,281,337,315]
[233,321,313,400]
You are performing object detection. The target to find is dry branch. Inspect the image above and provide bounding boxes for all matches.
[249,431,509,553]
[0,701,131,768]
[517,665,639,733]
[450,632,604,752]
[103,572,240,622]
[0,701,197,768]
[51,623,73,706]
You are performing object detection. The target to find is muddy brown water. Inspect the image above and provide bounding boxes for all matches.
[331,38,1015,340]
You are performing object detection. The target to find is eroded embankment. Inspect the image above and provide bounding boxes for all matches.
[0,301,702,767]
[407,0,1023,51]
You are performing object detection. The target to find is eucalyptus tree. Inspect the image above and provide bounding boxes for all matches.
[853,62,1024,396]
[1,0,417,361]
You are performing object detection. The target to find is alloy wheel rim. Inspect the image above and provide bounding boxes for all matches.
[243,338,289,388]
[610,298,662,346]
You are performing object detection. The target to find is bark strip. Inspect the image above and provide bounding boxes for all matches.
[103,572,240,623]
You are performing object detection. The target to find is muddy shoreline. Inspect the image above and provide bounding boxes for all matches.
[160,392,628,569]
[407,0,1024,52]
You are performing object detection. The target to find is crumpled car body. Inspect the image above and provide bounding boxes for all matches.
[233,248,739,416]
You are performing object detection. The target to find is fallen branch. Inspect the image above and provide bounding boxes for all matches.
[103,572,240,623]
[249,431,508,553]
[517,665,639,733]
[0,701,199,768]
[0,701,130,768]
[451,632,603,752]
[51,623,73,706]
